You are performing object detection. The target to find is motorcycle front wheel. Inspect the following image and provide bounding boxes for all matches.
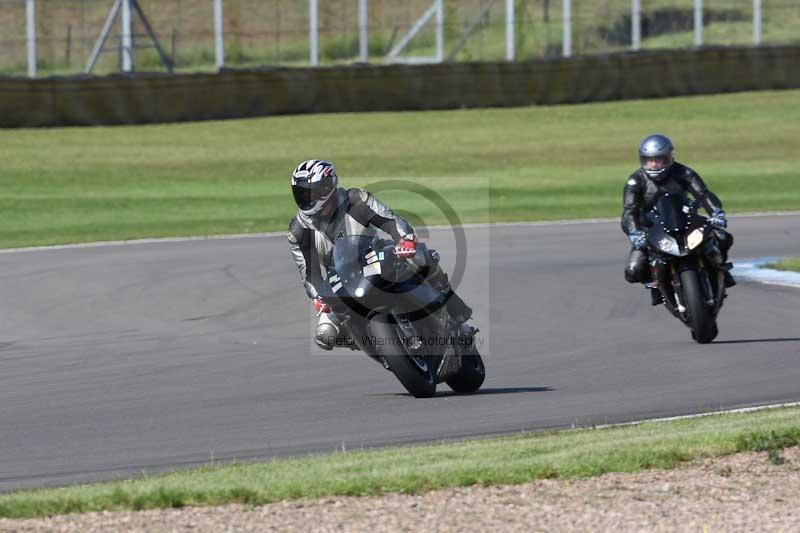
[369,314,436,398]
[680,268,718,344]
[445,344,486,394]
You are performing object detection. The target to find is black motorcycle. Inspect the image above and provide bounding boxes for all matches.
[317,235,485,398]
[644,192,729,344]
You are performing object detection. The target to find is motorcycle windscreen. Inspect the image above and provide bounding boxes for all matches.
[332,235,376,296]
[331,235,442,319]
[651,193,691,235]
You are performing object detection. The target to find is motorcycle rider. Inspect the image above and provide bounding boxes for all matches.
[288,159,471,350]
[622,134,735,305]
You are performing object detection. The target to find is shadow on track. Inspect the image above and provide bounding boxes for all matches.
[449,386,556,396]
[370,386,555,398]
[713,337,800,345]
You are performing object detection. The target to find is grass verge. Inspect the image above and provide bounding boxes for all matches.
[766,257,800,273]
[2,89,800,249]
[1,406,799,519]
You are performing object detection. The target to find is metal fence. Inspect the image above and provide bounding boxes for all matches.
[1,0,798,77]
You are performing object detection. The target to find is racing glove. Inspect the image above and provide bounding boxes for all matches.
[628,230,647,250]
[394,234,418,259]
[314,296,331,314]
[709,210,728,229]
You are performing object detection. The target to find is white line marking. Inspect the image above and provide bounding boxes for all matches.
[731,210,800,218]
[0,233,278,254]
[2,211,799,255]
[484,210,800,230]
[733,258,800,289]
[587,401,800,431]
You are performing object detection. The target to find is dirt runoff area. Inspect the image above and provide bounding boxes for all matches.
[2,447,799,533]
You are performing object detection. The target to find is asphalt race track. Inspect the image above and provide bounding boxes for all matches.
[1,215,799,492]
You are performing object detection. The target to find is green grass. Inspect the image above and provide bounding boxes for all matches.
[766,257,800,272]
[2,89,800,249]
[0,406,798,519]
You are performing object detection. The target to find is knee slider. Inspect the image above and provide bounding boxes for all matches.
[625,249,649,283]
[625,265,646,283]
[315,322,339,350]
[714,229,733,251]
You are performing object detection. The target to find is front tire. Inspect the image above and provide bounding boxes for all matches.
[680,269,718,344]
[369,314,436,398]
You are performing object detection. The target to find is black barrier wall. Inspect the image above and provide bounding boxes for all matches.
[2,46,799,128]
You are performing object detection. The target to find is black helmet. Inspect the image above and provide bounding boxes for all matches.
[639,134,675,179]
[291,159,338,216]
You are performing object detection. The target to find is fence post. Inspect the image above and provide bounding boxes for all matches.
[66,24,72,66]
[506,0,515,61]
[562,0,572,57]
[753,0,762,46]
[26,0,36,77]
[214,0,224,69]
[631,0,641,51]
[435,0,444,62]
[694,0,703,47]
[359,0,368,61]
[309,0,319,66]
[121,0,133,71]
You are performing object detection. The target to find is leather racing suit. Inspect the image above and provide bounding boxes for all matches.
[621,162,733,284]
[288,187,469,349]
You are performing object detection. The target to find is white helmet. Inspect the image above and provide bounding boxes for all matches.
[291,159,338,216]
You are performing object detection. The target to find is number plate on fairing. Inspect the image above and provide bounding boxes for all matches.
[362,262,381,277]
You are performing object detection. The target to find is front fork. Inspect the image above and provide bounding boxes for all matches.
[650,259,690,315]
[650,256,717,318]
[650,259,682,312]
[670,264,687,314]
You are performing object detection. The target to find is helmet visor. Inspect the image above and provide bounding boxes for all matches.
[640,155,671,173]
[292,179,336,210]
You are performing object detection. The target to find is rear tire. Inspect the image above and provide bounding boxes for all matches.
[680,269,718,344]
[445,347,486,394]
[369,314,436,398]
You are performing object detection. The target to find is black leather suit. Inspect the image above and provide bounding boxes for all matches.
[621,162,732,283]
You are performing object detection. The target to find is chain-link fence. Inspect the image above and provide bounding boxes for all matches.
[1,0,798,77]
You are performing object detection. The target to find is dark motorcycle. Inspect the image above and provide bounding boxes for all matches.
[317,235,485,398]
[644,192,730,344]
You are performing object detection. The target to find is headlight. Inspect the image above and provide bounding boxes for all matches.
[687,228,705,250]
[658,236,680,255]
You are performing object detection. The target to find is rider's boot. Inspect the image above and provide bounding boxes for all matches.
[650,287,663,306]
[705,239,736,288]
[642,267,661,306]
[716,229,736,288]
[723,269,737,288]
